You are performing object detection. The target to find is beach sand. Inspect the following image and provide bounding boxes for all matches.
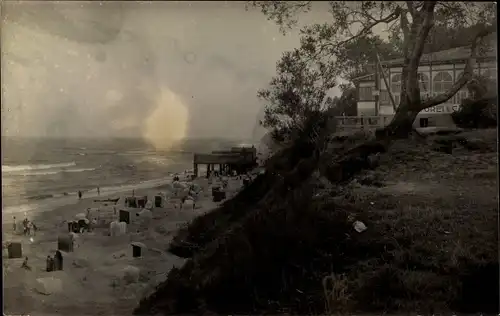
[3,176,244,315]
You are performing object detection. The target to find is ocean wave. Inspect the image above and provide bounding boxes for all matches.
[65,167,96,173]
[27,193,55,201]
[136,156,173,166]
[26,191,73,201]
[2,161,76,173]
[19,167,96,177]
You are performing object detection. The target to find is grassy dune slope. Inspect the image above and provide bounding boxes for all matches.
[136,129,498,315]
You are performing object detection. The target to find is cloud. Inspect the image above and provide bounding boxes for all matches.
[1,1,335,140]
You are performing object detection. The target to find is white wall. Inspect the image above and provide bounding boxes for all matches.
[359,82,375,88]
[357,101,375,110]
[379,105,394,115]
[357,101,376,116]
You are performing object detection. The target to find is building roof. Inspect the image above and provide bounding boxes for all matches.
[353,42,497,82]
[383,43,497,67]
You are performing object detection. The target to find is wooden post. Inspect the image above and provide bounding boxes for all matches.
[374,62,380,116]
[194,163,198,178]
[375,53,397,112]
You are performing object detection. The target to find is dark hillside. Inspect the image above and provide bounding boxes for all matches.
[136,129,498,315]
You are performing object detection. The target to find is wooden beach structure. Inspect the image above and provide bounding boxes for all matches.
[193,146,257,178]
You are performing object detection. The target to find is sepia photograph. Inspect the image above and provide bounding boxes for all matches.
[1,1,498,315]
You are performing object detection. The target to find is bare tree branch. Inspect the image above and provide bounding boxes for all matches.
[336,8,403,48]
[421,25,496,109]
[305,7,403,67]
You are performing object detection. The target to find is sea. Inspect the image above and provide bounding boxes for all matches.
[1,136,248,216]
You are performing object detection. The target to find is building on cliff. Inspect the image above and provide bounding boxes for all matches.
[352,44,497,128]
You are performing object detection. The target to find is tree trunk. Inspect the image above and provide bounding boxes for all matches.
[384,104,420,139]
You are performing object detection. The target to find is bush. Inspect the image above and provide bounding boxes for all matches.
[452,97,497,128]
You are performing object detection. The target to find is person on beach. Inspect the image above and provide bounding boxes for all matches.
[26,221,32,236]
[190,194,197,210]
[97,186,100,196]
[54,251,63,271]
[78,190,82,200]
[13,216,16,232]
[23,218,29,236]
[22,256,31,270]
[46,255,53,272]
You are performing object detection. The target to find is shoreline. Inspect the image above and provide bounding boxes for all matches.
[1,172,201,219]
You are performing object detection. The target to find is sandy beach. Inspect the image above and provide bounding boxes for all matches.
[3,176,244,315]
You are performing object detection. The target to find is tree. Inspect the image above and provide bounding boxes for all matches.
[338,36,400,82]
[258,48,336,144]
[251,1,496,138]
[424,15,497,54]
[325,86,358,116]
[452,73,497,128]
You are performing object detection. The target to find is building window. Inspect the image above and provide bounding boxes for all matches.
[433,71,453,94]
[454,71,470,104]
[380,90,399,107]
[358,86,373,101]
[455,90,468,104]
[391,74,402,92]
[419,118,429,128]
[380,90,390,104]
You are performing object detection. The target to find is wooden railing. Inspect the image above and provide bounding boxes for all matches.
[334,116,393,130]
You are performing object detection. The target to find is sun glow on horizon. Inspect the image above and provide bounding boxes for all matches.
[142,87,189,151]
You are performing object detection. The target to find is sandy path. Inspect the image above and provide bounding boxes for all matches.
[3,177,243,315]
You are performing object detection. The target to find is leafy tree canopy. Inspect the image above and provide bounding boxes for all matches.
[251,1,496,138]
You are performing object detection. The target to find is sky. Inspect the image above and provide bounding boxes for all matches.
[1,1,339,148]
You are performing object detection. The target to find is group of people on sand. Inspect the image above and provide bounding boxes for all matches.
[179,184,200,210]
[46,251,63,272]
[13,216,37,236]
[77,186,101,200]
